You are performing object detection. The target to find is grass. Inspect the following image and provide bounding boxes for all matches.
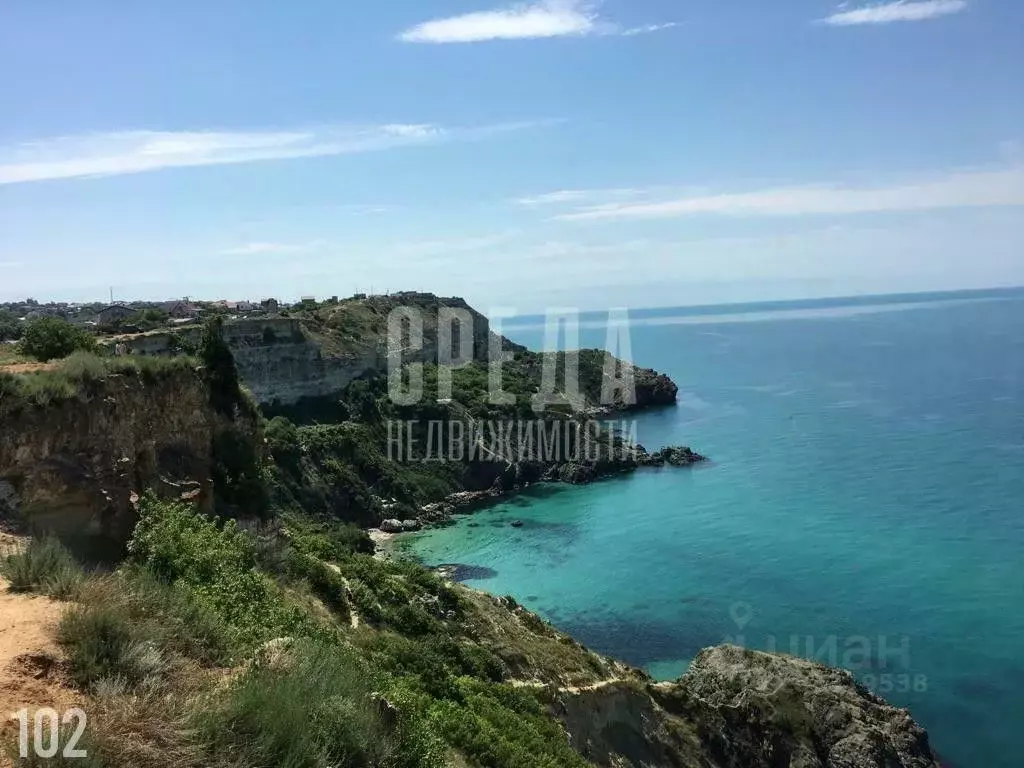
[58,602,172,690]
[197,639,440,768]
[0,342,29,366]
[0,351,198,416]
[18,497,626,768]
[0,537,83,599]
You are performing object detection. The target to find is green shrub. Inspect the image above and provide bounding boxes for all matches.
[285,516,374,561]
[58,602,168,689]
[199,640,440,768]
[127,493,316,650]
[210,425,268,517]
[200,316,242,418]
[0,537,82,598]
[0,309,23,342]
[426,679,590,768]
[18,317,96,362]
[286,551,350,620]
[109,567,233,665]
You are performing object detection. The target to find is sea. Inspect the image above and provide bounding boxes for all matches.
[401,287,1024,768]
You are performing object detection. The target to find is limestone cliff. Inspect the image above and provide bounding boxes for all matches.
[0,365,254,543]
[111,295,678,413]
[463,592,940,768]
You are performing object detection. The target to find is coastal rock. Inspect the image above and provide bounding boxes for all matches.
[548,644,940,768]
[633,366,680,408]
[637,445,708,467]
[669,645,939,768]
[555,462,600,484]
[379,519,405,534]
[400,519,421,532]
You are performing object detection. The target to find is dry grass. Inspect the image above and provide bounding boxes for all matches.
[84,667,209,768]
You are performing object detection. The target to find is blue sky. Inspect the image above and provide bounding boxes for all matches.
[1,0,1022,311]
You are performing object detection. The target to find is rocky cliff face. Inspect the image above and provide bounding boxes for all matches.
[550,645,939,768]
[461,592,940,768]
[112,295,682,413]
[115,295,499,408]
[0,367,243,543]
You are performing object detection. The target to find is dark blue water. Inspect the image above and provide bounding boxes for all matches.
[405,288,1024,767]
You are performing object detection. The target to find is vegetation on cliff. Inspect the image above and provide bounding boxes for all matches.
[0,298,938,768]
[18,317,97,362]
[0,351,198,417]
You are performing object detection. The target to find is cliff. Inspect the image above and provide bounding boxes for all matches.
[0,336,946,768]
[0,361,258,544]
[110,295,499,410]
[109,295,676,414]
[463,594,940,768]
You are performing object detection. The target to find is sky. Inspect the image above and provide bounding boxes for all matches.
[1,0,1022,312]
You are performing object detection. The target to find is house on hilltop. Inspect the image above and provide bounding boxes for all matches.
[160,300,200,319]
[96,303,134,325]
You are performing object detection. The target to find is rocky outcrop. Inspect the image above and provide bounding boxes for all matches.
[633,366,679,408]
[550,645,940,768]
[107,295,682,415]
[637,445,707,467]
[0,367,255,542]
[110,295,500,409]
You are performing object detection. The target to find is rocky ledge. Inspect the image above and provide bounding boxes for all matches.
[633,366,680,408]
[552,644,940,768]
[410,444,707,528]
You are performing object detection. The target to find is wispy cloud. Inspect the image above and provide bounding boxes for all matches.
[547,166,1024,221]
[221,241,324,256]
[821,1,968,26]
[514,187,647,206]
[621,22,679,36]
[0,121,543,186]
[398,0,676,43]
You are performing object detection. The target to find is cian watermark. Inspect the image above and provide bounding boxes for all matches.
[722,602,929,696]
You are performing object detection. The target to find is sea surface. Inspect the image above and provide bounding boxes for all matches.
[402,288,1024,767]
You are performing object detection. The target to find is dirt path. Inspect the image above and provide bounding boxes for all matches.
[0,361,56,374]
[0,577,78,765]
[510,677,625,695]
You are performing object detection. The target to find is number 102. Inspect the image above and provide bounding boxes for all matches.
[12,707,88,759]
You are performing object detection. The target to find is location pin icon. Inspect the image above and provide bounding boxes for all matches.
[730,602,754,630]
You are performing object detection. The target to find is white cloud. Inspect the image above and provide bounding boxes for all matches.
[514,187,647,206]
[550,166,1024,221]
[821,1,968,26]
[516,190,592,206]
[0,121,540,186]
[398,0,676,43]
[621,22,679,36]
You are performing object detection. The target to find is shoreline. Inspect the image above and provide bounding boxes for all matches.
[368,447,709,563]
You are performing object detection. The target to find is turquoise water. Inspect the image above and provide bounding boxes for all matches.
[404,288,1024,768]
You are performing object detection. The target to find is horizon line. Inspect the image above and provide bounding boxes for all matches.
[4,283,1022,318]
